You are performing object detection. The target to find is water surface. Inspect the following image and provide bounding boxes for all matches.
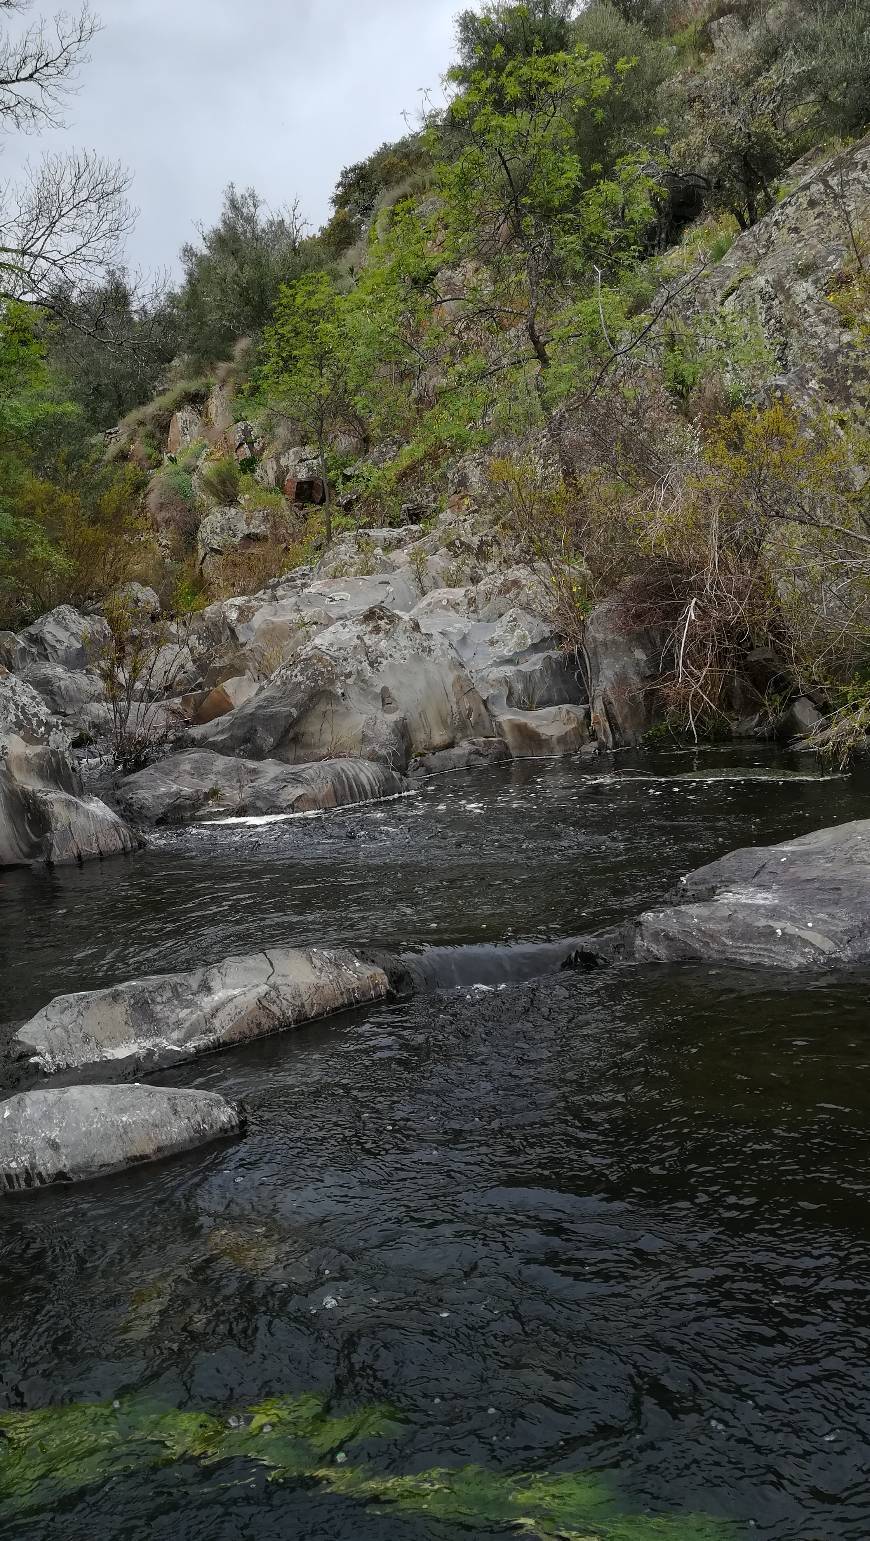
[1,747,869,1539]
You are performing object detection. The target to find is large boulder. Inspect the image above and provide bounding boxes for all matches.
[0,1085,243,1192]
[585,598,666,748]
[13,947,391,1076]
[18,661,110,744]
[455,609,583,713]
[17,605,110,671]
[0,672,70,751]
[493,704,589,758]
[197,506,271,574]
[194,606,494,772]
[630,818,870,968]
[0,735,138,868]
[118,749,406,824]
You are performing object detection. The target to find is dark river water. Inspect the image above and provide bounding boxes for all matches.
[1,748,869,1540]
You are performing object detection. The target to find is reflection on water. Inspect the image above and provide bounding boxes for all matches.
[1,747,870,1539]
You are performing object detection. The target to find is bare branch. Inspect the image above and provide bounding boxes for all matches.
[0,2,99,133]
[0,148,135,304]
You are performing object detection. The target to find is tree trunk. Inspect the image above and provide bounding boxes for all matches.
[318,434,332,547]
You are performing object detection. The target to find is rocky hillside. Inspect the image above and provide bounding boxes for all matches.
[2,2,870,867]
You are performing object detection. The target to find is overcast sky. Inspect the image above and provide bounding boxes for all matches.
[3,0,461,277]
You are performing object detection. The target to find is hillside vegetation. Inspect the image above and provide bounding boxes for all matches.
[2,0,870,754]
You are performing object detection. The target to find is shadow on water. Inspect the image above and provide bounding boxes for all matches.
[2,747,870,1539]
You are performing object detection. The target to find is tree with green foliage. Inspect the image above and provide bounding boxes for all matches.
[0,301,148,623]
[324,135,431,257]
[261,272,355,544]
[440,30,652,373]
[46,269,179,429]
[665,49,790,229]
[453,0,578,87]
[175,185,314,364]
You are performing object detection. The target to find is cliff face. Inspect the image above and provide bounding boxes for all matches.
[683,134,870,412]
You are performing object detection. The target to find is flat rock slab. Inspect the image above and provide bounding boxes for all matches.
[0,1085,242,1192]
[631,818,870,968]
[14,947,390,1076]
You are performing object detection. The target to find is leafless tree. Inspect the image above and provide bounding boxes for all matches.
[0,3,135,309]
[0,1,98,132]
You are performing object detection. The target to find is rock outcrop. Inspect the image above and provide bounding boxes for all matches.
[119,749,406,824]
[17,605,110,672]
[629,818,870,968]
[0,672,71,751]
[14,947,390,1075]
[197,506,271,575]
[0,735,138,868]
[585,599,666,749]
[683,134,870,411]
[494,704,589,757]
[0,1085,243,1191]
[194,606,494,772]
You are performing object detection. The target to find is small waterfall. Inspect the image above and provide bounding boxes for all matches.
[397,939,585,992]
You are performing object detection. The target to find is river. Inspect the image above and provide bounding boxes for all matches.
[1,747,869,1539]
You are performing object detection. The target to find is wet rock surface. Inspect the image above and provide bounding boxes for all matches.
[0,1084,243,1190]
[118,749,407,824]
[630,817,870,967]
[13,946,390,1076]
[0,734,138,868]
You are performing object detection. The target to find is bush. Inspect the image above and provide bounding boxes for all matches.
[0,464,152,625]
[198,456,241,506]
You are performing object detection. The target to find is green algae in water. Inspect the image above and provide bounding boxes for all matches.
[0,1396,734,1539]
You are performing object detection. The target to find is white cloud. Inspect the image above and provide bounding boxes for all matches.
[0,0,460,273]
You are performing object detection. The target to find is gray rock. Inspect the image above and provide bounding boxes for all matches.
[112,582,161,621]
[410,738,511,776]
[118,749,406,824]
[630,818,870,968]
[0,1085,242,1191]
[0,632,26,671]
[782,696,824,740]
[197,506,271,572]
[18,605,110,671]
[194,606,493,772]
[681,134,870,410]
[0,672,70,750]
[494,704,589,757]
[0,734,138,868]
[19,661,107,720]
[254,445,320,490]
[13,947,391,1075]
[585,598,665,748]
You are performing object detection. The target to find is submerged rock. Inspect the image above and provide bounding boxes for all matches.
[410,738,510,776]
[0,1085,243,1191]
[118,749,406,824]
[14,947,390,1075]
[630,818,870,968]
[0,734,138,868]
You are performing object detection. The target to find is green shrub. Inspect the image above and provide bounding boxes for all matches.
[198,456,241,506]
